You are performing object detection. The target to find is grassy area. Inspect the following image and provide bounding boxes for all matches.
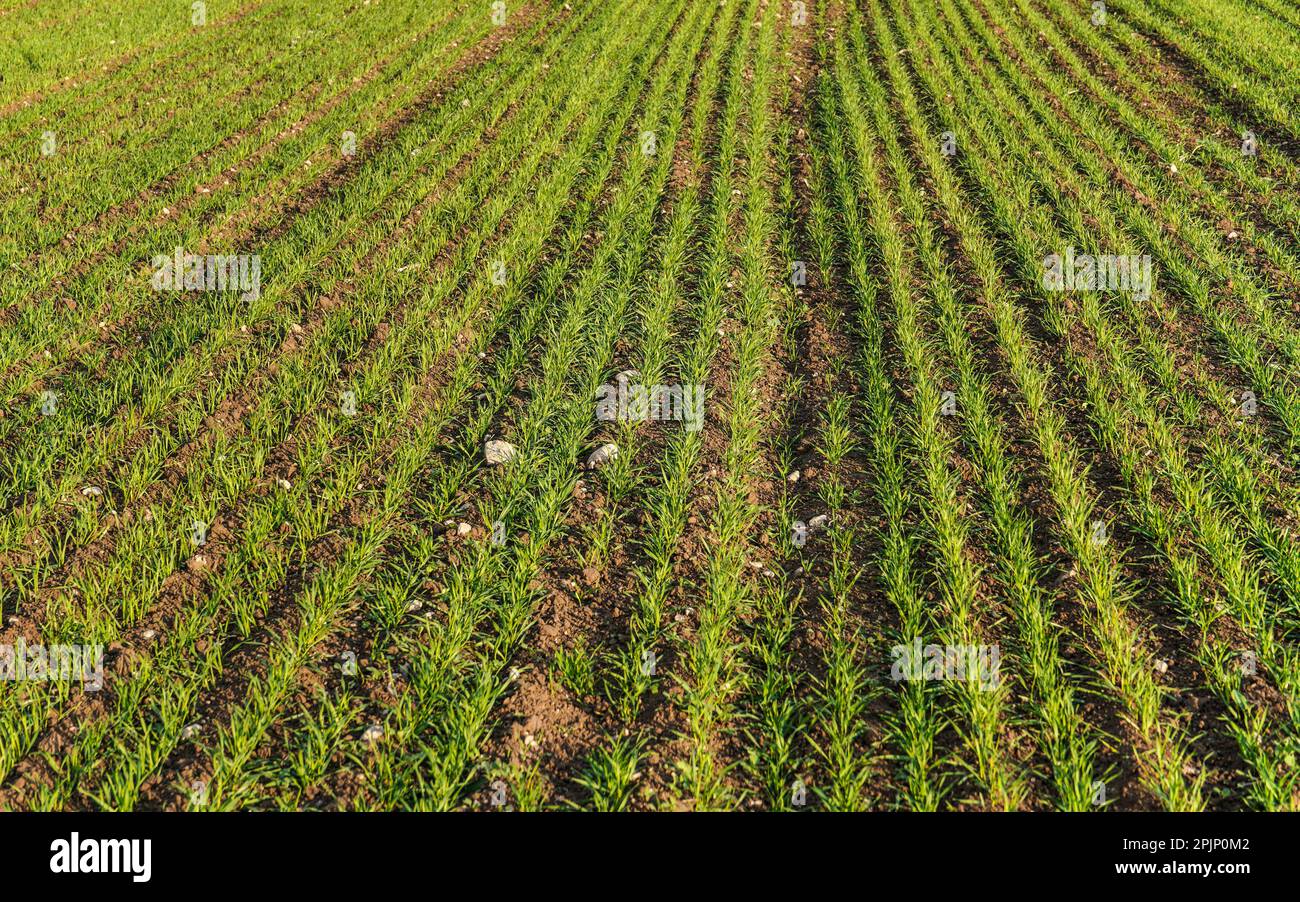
[1,0,1297,811]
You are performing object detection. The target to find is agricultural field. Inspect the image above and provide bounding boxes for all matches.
[0,0,1297,816]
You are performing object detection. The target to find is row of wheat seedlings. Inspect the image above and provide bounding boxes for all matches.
[562,0,748,813]
[0,0,434,236]
[899,0,1298,806]
[733,11,844,811]
[365,0,714,812]
[773,4,885,811]
[1103,0,1300,143]
[1,0,646,806]
[565,0,742,723]
[586,0,748,779]
[668,0,787,811]
[813,20,946,809]
[0,6,567,628]
[326,0,711,811]
[0,2,500,401]
[1008,0,1300,278]
[800,387,877,810]
[837,10,1030,810]
[1038,0,1300,210]
[568,0,777,814]
[566,0,748,642]
[858,0,1206,809]
[961,0,1300,600]
[924,0,1300,643]
[0,0,274,103]
[101,0,683,811]
[843,5,1098,809]
[287,0,731,813]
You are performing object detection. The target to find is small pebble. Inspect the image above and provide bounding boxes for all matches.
[587,443,618,469]
[485,439,517,466]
